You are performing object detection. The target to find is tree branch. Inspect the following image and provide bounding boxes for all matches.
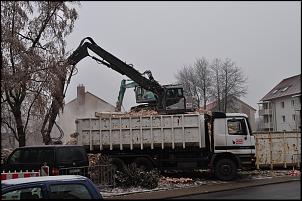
[31,2,62,49]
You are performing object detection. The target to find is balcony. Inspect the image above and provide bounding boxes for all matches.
[293,104,301,111]
[263,122,273,128]
[259,108,272,116]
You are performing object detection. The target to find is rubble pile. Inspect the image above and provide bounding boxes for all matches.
[195,107,211,115]
[65,132,78,145]
[88,153,110,166]
[95,106,212,119]
[96,109,158,118]
[127,109,158,116]
[1,148,13,164]
[159,176,193,184]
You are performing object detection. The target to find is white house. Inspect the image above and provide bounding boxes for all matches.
[258,74,301,132]
[52,84,116,144]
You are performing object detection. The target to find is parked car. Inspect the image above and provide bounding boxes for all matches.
[2,145,89,176]
[1,175,102,199]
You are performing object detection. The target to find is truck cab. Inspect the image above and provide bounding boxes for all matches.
[210,112,256,180]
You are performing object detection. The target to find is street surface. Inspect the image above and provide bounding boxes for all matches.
[173,181,301,200]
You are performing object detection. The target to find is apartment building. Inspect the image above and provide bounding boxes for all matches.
[258,74,301,131]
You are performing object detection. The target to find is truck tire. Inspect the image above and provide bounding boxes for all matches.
[214,158,237,181]
[110,158,126,172]
[133,157,153,171]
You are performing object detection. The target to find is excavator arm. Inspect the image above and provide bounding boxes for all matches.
[67,37,165,111]
[115,79,138,112]
[115,79,157,112]
[67,37,187,114]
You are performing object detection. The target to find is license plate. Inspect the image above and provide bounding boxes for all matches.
[69,169,81,174]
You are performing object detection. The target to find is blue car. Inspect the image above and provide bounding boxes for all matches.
[1,175,103,199]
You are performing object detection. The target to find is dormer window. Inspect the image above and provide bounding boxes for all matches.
[272,89,278,94]
[281,86,289,92]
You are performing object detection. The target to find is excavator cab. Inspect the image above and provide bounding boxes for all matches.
[163,85,186,114]
[135,86,156,103]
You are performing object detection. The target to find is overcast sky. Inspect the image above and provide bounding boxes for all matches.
[65,1,301,113]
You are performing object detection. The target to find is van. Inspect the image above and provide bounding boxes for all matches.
[2,145,89,176]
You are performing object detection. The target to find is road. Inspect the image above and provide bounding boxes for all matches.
[173,181,301,200]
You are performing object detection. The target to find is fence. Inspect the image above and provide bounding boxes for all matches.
[58,164,115,188]
[254,131,301,169]
[1,164,49,180]
[1,170,40,180]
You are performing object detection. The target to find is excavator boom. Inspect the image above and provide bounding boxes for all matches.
[67,37,186,114]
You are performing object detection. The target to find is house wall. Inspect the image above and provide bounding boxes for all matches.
[53,93,116,144]
[209,98,256,131]
[271,96,301,131]
[240,103,256,131]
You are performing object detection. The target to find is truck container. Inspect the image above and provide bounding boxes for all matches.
[75,112,256,181]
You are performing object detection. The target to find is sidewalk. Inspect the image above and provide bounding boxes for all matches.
[105,175,300,200]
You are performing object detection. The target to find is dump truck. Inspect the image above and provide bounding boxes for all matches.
[75,112,256,181]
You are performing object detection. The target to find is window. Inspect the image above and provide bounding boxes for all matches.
[292,115,296,121]
[8,150,21,164]
[37,149,54,165]
[2,187,43,200]
[282,115,286,122]
[272,89,278,94]
[20,149,40,163]
[56,147,87,163]
[291,100,295,106]
[281,102,284,108]
[227,119,247,135]
[281,86,289,92]
[49,184,92,199]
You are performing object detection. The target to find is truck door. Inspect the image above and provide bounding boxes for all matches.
[225,117,253,155]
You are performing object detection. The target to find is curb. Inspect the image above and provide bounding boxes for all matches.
[105,176,300,200]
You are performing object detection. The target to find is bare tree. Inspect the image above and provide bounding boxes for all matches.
[175,65,200,107]
[176,57,247,112]
[194,57,212,109]
[219,58,248,112]
[210,58,224,111]
[1,1,79,147]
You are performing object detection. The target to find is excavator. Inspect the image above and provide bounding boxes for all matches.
[115,78,198,113]
[67,37,187,114]
[115,79,156,112]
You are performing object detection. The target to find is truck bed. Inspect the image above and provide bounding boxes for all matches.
[75,113,207,151]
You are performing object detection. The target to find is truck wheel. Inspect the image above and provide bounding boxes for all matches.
[133,157,153,171]
[214,158,237,181]
[110,158,126,172]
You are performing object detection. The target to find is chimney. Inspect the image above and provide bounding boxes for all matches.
[77,84,85,105]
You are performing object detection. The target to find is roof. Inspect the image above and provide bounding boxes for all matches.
[206,96,256,111]
[261,74,301,101]
[2,175,87,186]
[67,91,114,107]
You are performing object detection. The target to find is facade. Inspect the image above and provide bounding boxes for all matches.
[258,74,301,132]
[51,85,116,144]
[205,96,257,131]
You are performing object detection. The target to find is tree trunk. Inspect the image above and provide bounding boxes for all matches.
[13,110,26,147]
[203,88,206,110]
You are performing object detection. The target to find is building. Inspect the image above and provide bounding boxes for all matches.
[258,74,301,132]
[52,84,116,144]
[205,96,257,131]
